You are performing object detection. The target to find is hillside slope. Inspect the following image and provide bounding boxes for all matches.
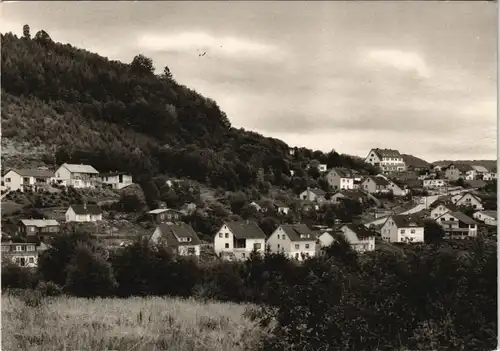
[1,29,372,191]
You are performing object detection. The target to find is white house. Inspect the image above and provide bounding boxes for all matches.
[435,211,478,239]
[317,230,336,248]
[2,168,54,192]
[1,242,39,268]
[380,214,425,243]
[299,187,327,203]
[387,180,408,196]
[214,220,267,261]
[317,164,328,173]
[150,222,201,256]
[99,172,133,190]
[326,168,354,190]
[430,201,459,220]
[339,224,376,252]
[471,165,489,179]
[273,201,290,215]
[55,163,99,188]
[361,176,391,194]
[65,203,103,222]
[473,210,498,226]
[423,179,447,188]
[364,148,406,173]
[451,193,484,210]
[266,224,318,261]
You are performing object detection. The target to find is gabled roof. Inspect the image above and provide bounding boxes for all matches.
[476,210,498,219]
[61,163,99,174]
[69,204,102,215]
[155,222,201,246]
[20,219,59,227]
[465,179,486,189]
[431,200,459,212]
[401,154,429,168]
[225,220,266,239]
[343,224,375,240]
[273,200,289,208]
[365,176,390,187]
[329,167,353,178]
[302,187,326,196]
[280,224,318,242]
[447,211,477,225]
[455,164,474,172]
[454,192,483,204]
[4,169,54,178]
[471,165,489,173]
[372,148,402,159]
[388,214,424,228]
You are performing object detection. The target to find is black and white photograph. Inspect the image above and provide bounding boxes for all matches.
[0,1,497,350]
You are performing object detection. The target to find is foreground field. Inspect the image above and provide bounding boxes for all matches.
[2,294,262,351]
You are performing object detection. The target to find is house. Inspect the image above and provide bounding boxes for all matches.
[364,148,406,173]
[361,176,391,194]
[326,168,354,190]
[147,208,183,224]
[65,203,103,222]
[1,242,39,267]
[329,190,367,204]
[266,224,318,261]
[299,187,327,203]
[483,166,497,181]
[273,200,290,215]
[317,164,328,173]
[214,220,267,261]
[380,214,425,243]
[430,201,459,220]
[339,224,376,252]
[451,192,484,210]
[435,211,478,239]
[1,168,55,192]
[99,172,133,190]
[387,180,408,196]
[18,219,60,238]
[456,164,475,180]
[444,164,461,181]
[473,210,498,226]
[249,201,263,212]
[54,163,99,188]
[296,199,320,212]
[423,179,447,188]
[317,230,336,248]
[150,222,201,256]
[471,165,490,179]
[401,154,430,172]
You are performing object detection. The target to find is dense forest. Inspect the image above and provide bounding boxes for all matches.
[1,28,375,192]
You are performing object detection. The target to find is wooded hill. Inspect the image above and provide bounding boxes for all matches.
[1,29,375,192]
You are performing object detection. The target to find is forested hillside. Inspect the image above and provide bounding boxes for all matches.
[1,29,373,191]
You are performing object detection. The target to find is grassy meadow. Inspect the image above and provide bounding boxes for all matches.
[2,294,263,351]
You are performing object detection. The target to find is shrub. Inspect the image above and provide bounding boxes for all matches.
[36,281,63,297]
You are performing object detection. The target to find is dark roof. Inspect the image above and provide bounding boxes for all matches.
[372,148,402,158]
[273,200,289,208]
[329,167,353,178]
[449,211,477,225]
[225,220,267,239]
[344,224,375,239]
[69,204,102,215]
[478,210,497,219]
[465,179,486,189]
[156,222,201,246]
[366,176,390,187]
[334,190,366,200]
[455,164,474,172]
[5,168,54,178]
[431,200,459,212]
[280,224,318,242]
[304,187,326,196]
[401,154,429,168]
[390,214,424,228]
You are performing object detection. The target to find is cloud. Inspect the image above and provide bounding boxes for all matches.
[136,32,287,62]
[362,49,431,78]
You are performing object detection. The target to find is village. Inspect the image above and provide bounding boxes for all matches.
[1,147,497,267]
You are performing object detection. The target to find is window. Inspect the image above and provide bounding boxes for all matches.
[29,257,34,263]
[277,234,280,239]
[5,178,10,182]
[400,230,405,234]
[225,233,229,238]
[253,243,261,250]
[410,230,415,234]
[224,243,229,249]
[15,246,23,252]
[242,253,246,258]
[305,244,310,249]
[295,244,299,249]
[27,245,35,251]
[277,244,280,249]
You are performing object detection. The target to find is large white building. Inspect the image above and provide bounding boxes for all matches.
[214,220,267,261]
[364,148,406,173]
[99,172,133,190]
[380,214,425,243]
[55,163,99,188]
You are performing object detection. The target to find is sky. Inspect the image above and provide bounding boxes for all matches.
[1,1,497,162]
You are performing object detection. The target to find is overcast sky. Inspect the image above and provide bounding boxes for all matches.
[1,1,497,162]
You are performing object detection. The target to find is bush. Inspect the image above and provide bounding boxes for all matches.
[35,281,63,297]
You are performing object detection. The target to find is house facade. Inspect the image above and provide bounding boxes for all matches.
[65,204,103,222]
[55,163,99,188]
[148,208,182,224]
[436,211,478,239]
[326,168,354,190]
[364,148,406,174]
[1,242,39,267]
[452,193,484,210]
[2,168,55,192]
[99,172,133,190]
[423,179,447,188]
[266,224,318,261]
[18,219,60,238]
[299,187,327,203]
[361,176,390,194]
[473,211,498,226]
[471,165,489,179]
[380,215,425,243]
[430,202,458,220]
[444,164,461,181]
[150,222,201,256]
[340,224,376,252]
[214,220,267,261]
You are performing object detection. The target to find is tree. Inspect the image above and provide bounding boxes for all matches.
[22,24,31,40]
[64,244,117,297]
[34,30,52,43]
[131,54,154,75]
[162,66,173,80]
[423,220,445,244]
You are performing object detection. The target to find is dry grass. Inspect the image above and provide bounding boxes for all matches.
[2,294,263,351]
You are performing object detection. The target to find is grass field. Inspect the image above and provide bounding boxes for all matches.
[2,294,263,351]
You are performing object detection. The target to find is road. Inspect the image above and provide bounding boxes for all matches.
[364,188,470,227]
